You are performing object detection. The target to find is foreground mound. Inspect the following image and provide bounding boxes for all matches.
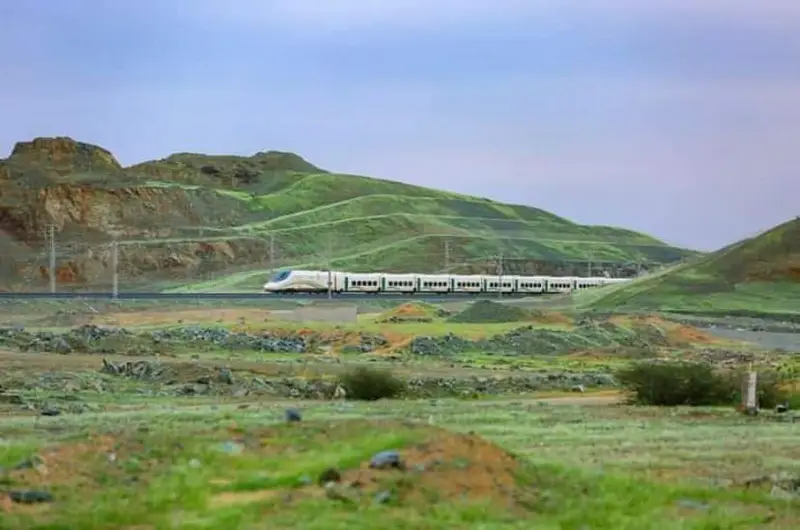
[448,300,530,323]
[376,302,447,323]
[0,419,534,527]
[586,217,800,317]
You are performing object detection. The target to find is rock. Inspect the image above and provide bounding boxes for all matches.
[40,406,61,416]
[285,408,302,422]
[374,490,392,504]
[571,384,585,393]
[369,450,402,469]
[318,467,341,485]
[219,442,244,455]
[324,482,357,503]
[53,337,72,354]
[8,490,54,504]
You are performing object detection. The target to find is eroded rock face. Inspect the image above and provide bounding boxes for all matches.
[10,137,122,174]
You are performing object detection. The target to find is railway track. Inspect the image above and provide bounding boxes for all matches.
[0,291,552,301]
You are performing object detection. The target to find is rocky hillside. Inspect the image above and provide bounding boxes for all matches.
[584,217,800,318]
[0,137,695,292]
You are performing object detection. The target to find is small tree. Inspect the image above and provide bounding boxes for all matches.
[338,366,406,401]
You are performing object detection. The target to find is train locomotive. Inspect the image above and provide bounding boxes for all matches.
[262,269,631,295]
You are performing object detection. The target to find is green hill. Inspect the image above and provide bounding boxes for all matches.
[0,137,695,292]
[583,217,800,318]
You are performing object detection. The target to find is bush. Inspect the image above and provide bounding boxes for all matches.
[338,366,406,401]
[618,362,794,408]
[617,362,734,406]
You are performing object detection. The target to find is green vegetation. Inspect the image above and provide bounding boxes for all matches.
[616,362,793,408]
[337,366,407,401]
[582,218,800,318]
[0,137,694,292]
[0,300,798,527]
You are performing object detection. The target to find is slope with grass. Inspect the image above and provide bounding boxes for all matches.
[583,218,800,318]
[0,137,695,291]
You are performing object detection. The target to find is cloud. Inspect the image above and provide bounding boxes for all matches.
[1,0,798,250]
[188,0,800,32]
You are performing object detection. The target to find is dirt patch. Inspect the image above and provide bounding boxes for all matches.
[376,303,443,323]
[90,309,273,327]
[211,423,532,511]
[337,431,523,506]
[609,314,717,346]
[0,434,155,515]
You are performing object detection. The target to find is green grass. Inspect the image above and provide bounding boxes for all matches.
[1,400,797,529]
[1,139,696,292]
[582,218,800,319]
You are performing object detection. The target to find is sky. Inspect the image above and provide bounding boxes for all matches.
[1,1,798,251]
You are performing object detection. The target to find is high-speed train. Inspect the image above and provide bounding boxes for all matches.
[262,269,631,295]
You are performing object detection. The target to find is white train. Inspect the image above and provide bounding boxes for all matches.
[262,269,631,295]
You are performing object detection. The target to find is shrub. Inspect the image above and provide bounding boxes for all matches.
[338,366,406,401]
[617,362,733,406]
[617,362,792,408]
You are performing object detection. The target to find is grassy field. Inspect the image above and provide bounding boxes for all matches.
[2,398,799,529]
[1,300,799,528]
[1,138,695,291]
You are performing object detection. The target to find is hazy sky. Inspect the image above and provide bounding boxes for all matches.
[2,1,798,251]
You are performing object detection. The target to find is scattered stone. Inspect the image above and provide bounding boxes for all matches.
[318,467,341,485]
[219,441,244,455]
[12,456,43,471]
[8,490,54,504]
[369,450,403,470]
[373,490,392,504]
[324,482,357,504]
[676,498,709,510]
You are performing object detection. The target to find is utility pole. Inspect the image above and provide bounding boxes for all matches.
[111,239,119,299]
[587,254,593,277]
[266,233,275,271]
[497,253,503,299]
[326,234,333,300]
[444,240,450,271]
[47,224,56,293]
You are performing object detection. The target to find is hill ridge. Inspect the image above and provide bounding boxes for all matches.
[583,217,800,317]
[0,136,696,292]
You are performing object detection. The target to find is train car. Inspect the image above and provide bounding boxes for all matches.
[344,273,382,293]
[515,275,547,295]
[381,273,417,293]
[483,275,516,294]
[574,277,605,290]
[450,275,483,293]
[545,276,575,294]
[263,269,633,295]
[417,274,452,293]
[263,269,344,293]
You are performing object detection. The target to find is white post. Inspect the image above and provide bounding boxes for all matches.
[744,370,758,413]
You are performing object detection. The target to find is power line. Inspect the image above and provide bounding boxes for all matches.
[47,224,55,293]
[111,238,119,299]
